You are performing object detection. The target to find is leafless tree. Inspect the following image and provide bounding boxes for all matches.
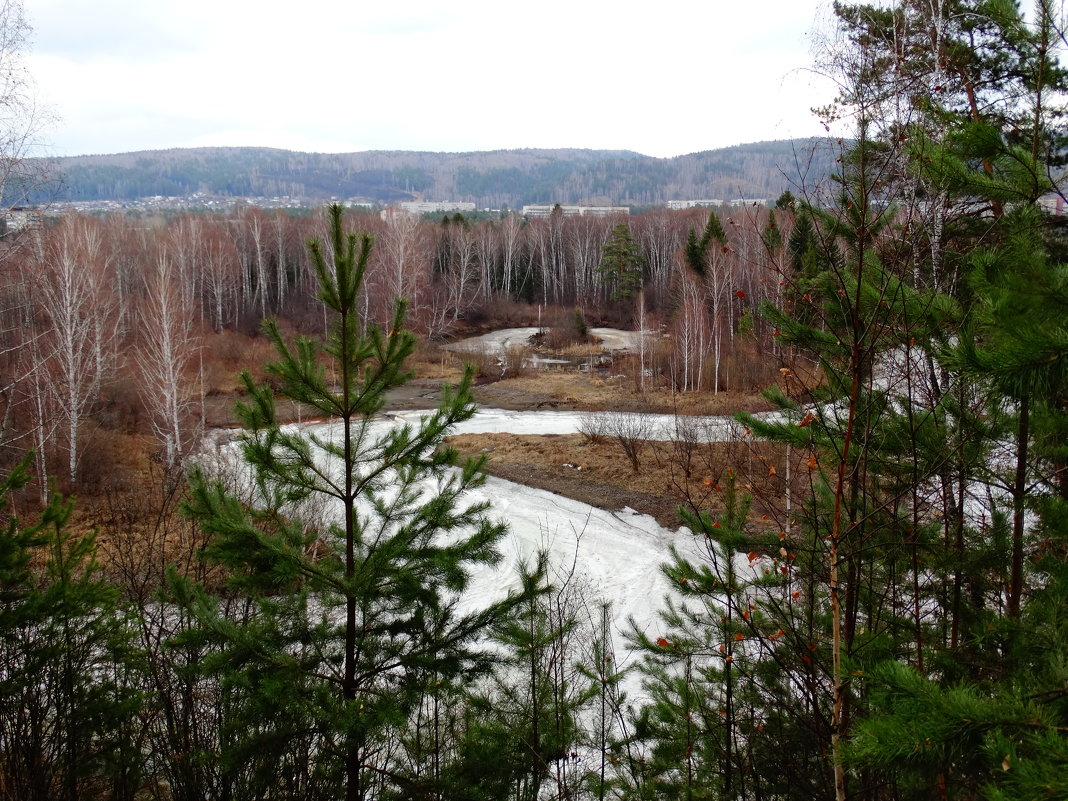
[0,0,54,221]
[138,248,201,480]
[634,209,685,307]
[498,212,526,297]
[373,208,431,329]
[196,217,242,331]
[29,214,116,487]
[427,217,481,339]
[580,409,656,473]
[672,269,708,393]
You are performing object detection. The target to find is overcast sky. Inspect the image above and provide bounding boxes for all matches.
[27,0,839,159]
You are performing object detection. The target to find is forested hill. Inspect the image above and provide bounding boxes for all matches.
[33,139,837,207]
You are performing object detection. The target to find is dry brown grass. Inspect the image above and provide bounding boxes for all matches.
[411,340,469,383]
[475,369,774,416]
[447,429,798,535]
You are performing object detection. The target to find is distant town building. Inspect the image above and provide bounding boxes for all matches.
[667,199,725,210]
[521,204,630,218]
[396,201,476,215]
[1,206,43,236]
[667,198,767,210]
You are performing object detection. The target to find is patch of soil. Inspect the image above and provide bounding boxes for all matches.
[472,372,774,416]
[446,432,790,533]
[477,459,684,529]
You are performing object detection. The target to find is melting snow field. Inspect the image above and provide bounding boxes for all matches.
[457,473,702,640]
[443,326,649,356]
[306,408,709,638]
[201,406,749,664]
[383,406,780,443]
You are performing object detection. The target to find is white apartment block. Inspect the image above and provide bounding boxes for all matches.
[667,199,725,209]
[397,201,476,215]
[521,204,630,218]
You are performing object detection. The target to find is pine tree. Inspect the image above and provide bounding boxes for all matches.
[0,459,146,801]
[597,222,644,301]
[847,84,1068,801]
[172,204,524,801]
[799,2,1068,796]
[735,119,958,801]
[621,473,775,801]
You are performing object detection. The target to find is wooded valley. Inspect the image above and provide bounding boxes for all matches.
[1,1,1067,800]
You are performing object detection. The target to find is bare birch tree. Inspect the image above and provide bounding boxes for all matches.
[374,208,429,328]
[0,0,53,221]
[138,248,201,480]
[30,215,115,487]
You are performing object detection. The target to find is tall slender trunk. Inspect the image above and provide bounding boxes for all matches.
[341,293,361,801]
[1008,395,1029,619]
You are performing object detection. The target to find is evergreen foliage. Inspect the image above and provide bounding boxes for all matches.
[597,222,644,300]
[0,459,145,801]
[172,204,525,801]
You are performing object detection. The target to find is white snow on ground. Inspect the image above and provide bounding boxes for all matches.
[292,409,711,627]
[443,327,651,355]
[383,406,780,441]
[201,406,755,669]
[452,474,704,640]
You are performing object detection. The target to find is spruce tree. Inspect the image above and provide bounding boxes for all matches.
[173,204,523,801]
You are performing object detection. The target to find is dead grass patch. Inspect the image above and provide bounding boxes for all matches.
[475,371,774,416]
[447,431,800,534]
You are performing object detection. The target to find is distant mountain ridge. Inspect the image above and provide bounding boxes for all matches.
[32,139,839,208]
